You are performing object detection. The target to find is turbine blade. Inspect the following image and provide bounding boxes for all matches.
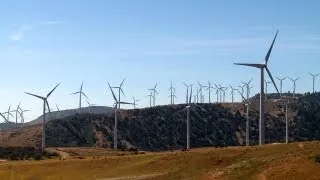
[108,82,118,102]
[120,78,126,87]
[80,81,84,92]
[266,67,280,95]
[0,113,6,120]
[119,101,133,105]
[154,83,158,89]
[47,83,60,98]
[46,100,51,114]
[82,92,89,99]
[120,88,126,97]
[70,91,80,95]
[183,82,188,87]
[234,63,264,68]
[55,104,60,111]
[265,30,278,64]
[25,92,45,100]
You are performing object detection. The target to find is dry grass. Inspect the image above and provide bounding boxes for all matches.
[0,141,320,180]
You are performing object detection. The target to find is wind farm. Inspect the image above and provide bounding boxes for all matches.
[1,1,320,179]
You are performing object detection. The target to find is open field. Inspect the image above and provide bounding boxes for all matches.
[0,141,320,180]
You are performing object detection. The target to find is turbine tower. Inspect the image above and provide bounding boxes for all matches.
[168,82,175,104]
[25,83,60,150]
[206,81,214,103]
[18,107,29,123]
[309,73,319,93]
[132,97,140,109]
[289,77,299,99]
[234,30,280,146]
[264,80,271,100]
[15,102,21,123]
[229,85,238,103]
[276,77,286,97]
[112,78,126,109]
[219,86,228,103]
[71,81,88,113]
[237,89,252,146]
[183,82,189,104]
[146,92,153,107]
[108,82,132,150]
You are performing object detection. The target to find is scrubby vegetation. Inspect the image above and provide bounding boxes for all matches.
[0,147,57,160]
[45,103,286,151]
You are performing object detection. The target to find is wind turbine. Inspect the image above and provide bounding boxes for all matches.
[70,81,88,113]
[14,102,21,123]
[215,84,222,103]
[222,87,228,103]
[169,82,175,104]
[182,82,189,104]
[25,83,60,150]
[149,84,158,106]
[206,81,215,103]
[18,107,29,123]
[276,77,286,97]
[112,78,126,109]
[264,80,271,100]
[197,81,207,103]
[229,85,238,103]
[4,106,14,122]
[176,84,197,150]
[234,30,280,146]
[242,79,253,102]
[108,82,133,150]
[238,84,246,102]
[288,77,299,99]
[132,97,140,109]
[309,73,319,93]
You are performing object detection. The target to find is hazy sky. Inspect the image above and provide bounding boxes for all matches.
[1,0,320,122]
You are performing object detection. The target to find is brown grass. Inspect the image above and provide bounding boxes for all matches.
[0,141,319,180]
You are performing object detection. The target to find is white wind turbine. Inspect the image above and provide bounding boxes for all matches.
[206,81,215,103]
[25,83,60,150]
[108,82,133,150]
[70,81,88,113]
[112,78,126,109]
[234,30,280,145]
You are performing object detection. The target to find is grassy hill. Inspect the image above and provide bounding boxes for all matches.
[0,141,319,179]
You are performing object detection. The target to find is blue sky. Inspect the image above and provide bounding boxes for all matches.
[1,0,320,122]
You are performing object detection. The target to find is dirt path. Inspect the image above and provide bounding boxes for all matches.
[46,148,70,159]
[98,173,164,180]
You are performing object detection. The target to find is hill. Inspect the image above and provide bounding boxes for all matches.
[0,106,114,131]
[0,93,320,150]
[0,142,319,179]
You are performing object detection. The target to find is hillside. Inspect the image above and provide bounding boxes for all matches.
[0,142,319,179]
[0,93,319,150]
[0,106,114,131]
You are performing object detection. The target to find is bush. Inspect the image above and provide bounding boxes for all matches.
[315,154,320,163]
